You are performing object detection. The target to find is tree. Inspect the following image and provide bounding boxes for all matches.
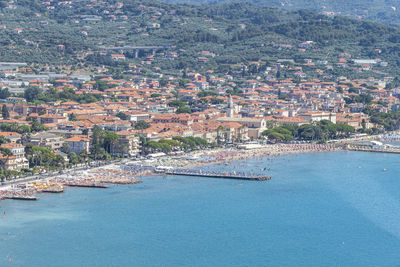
[159,79,168,87]
[90,125,105,158]
[24,86,43,102]
[210,98,224,104]
[69,113,78,121]
[25,144,59,169]
[176,106,191,114]
[0,88,10,99]
[2,104,9,119]
[168,99,186,107]
[216,125,224,145]
[138,135,147,155]
[79,150,89,164]
[135,120,150,130]
[262,126,293,141]
[90,125,119,159]
[297,124,316,140]
[103,131,119,154]
[54,155,65,168]
[95,80,114,91]
[0,147,12,156]
[68,152,80,165]
[61,143,70,154]
[116,112,128,120]
[0,136,7,145]
[31,118,47,132]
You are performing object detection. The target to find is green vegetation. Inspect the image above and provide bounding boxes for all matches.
[24,87,103,104]
[197,90,217,97]
[262,120,355,142]
[94,80,117,91]
[0,147,12,156]
[134,120,151,130]
[262,126,294,141]
[1,1,400,78]
[2,104,9,119]
[0,88,10,99]
[0,121,46,134]
[176,106,191,114]
[161,0,400,28]
[168,99,192,114]
[345,93,374,105]
[168,100,186,107]
[370,111,400,131]
[142,136,210,153]
[67,151,89,166]
[146,139,179,153]
[90,125,119,160]
[25,144,65,169]
[116,112,129,121]
[172,136,210,149]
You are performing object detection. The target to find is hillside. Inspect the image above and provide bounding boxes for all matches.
[0,1,400,78]
[160,0,400,27]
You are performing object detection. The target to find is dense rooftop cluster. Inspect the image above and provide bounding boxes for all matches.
[0,1,398,180]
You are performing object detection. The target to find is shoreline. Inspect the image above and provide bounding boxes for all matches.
[152,143,344,170]
[0,143,345,201]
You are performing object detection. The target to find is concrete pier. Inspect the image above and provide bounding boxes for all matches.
[346,144,400,154]
[165,170,271,181]
[65,183,108,188]
[7,196,39,200]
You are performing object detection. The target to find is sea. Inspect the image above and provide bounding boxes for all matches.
[0,151,399,267]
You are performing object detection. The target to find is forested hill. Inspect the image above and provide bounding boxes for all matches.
[1,0,400,77]
[161,0,400,28]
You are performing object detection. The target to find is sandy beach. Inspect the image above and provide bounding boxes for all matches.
[0,143,343,200]
[151,143,343,169]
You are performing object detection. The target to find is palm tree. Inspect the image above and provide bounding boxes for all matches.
[216,125,224,145]
[236,125,244,143]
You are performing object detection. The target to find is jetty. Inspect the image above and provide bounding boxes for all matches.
[0,188,40,201]
[165,170,271,181]
[346,143,400,154]
[7,196,39,201]
[64,182,108,188]
[348,147,400,154]
[42,186,64,193]
[30,182,64,193]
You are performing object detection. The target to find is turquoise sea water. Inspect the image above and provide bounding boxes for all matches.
[0,151,400,267]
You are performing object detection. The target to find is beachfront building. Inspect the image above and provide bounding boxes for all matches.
[217,117,267,139]
[30,132,65,152]
[218,122,249,143]
[0,143,29,170]
[112,131,140,157]
[64,135,91,154]
[336,113,371,130]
